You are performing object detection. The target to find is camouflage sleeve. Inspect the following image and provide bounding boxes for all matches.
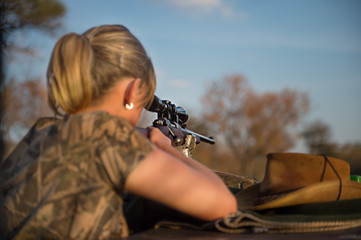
[94,114,155,192]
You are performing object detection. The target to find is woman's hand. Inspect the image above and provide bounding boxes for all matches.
[135,127,149,138]
[146,126,172,146]
[137,125,185,146]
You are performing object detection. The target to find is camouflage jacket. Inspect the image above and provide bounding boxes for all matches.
[0,111,154,239]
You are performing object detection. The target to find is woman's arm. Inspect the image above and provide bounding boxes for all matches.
[125,128,237,221]
[146,127,228,191]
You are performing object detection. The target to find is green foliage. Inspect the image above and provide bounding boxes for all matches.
[302,120,361,174]
[1,0,66,50]
[302,121,334,154]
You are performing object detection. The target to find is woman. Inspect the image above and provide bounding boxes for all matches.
[1,25,237,239]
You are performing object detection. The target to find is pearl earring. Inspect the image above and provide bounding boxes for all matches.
[126,103,134,110]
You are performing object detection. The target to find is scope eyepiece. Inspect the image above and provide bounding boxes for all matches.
[147,95,166,113]
[147,95,189,125]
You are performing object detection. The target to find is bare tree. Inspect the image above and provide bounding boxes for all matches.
[1,78,51,155]
[201,74,310,176]
[1,0,66,155]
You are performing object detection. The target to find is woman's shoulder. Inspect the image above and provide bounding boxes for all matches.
[4,112,134,160]
[65,111,131,126]
[63,111,135,139]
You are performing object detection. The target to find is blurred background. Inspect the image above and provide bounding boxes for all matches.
[1,0,360,179]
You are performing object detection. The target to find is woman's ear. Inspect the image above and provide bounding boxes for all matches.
[124,78,141,109]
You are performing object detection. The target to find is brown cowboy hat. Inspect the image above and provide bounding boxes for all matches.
[236,152,361,210]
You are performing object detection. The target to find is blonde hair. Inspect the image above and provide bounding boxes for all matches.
[47,25,156,116]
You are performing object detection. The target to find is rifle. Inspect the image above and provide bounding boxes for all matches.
[147,96,215,155]
[146,96,258,190]
[146,96,258,188]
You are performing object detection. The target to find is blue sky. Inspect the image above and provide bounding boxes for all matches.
[6,0,361,147]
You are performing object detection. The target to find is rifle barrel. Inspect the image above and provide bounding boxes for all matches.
[183,128,215,145]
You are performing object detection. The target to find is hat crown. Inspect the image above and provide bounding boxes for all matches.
[259,153,350,195]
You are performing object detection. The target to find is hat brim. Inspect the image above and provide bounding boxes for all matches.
[236,180,361,211]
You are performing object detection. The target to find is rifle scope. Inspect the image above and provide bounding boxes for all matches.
[147,95,188,127]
